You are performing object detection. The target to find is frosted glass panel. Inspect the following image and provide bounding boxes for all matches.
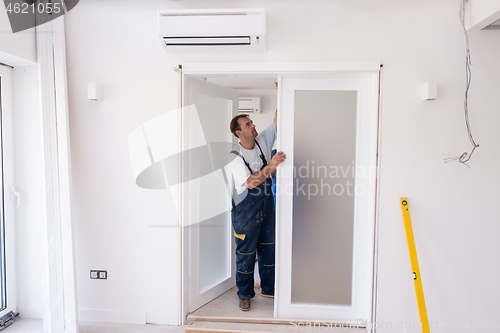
[197,94,232,293]
[291,90,357,305]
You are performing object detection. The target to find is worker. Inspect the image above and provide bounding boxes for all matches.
[227,111,286,311]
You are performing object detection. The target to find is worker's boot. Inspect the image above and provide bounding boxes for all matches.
[239,299,250,311]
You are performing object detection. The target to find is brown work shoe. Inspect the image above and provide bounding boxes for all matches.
[239,299,250,311]
[261,292,274,299]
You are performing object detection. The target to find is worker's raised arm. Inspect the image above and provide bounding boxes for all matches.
[245,152,286,189]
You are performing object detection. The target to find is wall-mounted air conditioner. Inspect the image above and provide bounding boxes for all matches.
[239,97,261,114]
[158,8,266,50]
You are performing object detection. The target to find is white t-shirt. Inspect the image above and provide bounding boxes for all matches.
[227,122,277,196]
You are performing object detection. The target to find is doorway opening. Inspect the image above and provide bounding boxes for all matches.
[182,73,278,321]
[179,63,381,327]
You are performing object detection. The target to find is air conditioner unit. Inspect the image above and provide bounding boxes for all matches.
[239,97,261,114]
[158,8,266,50]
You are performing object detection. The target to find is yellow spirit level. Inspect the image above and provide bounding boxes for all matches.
[400,198,430,333]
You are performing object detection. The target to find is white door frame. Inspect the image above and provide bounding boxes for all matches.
[37,17,78,332]
[178,62,382,327]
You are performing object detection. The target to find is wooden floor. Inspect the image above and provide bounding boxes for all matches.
[187,321,367,333]
[9,318,368,333]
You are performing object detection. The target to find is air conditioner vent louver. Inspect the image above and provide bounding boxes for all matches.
[163,36,251,46]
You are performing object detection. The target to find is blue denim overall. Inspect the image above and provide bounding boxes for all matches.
[230,141,275,300]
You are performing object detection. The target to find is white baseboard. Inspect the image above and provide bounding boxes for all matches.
[17,305,44,319]
[78,308,146,324]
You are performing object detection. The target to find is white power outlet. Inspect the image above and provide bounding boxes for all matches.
[90,270,107,279]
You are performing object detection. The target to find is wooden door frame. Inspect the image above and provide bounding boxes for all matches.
[178,62,382,330]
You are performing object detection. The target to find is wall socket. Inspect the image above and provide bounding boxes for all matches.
[90,270,107,279]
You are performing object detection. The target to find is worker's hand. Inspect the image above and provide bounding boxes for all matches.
[270,151,286,168]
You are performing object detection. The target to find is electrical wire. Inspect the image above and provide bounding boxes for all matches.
[447,0,480,167]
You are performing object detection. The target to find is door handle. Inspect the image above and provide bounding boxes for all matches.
[10,186,20,208]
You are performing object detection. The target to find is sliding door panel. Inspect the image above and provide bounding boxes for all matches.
[276,74,379,321]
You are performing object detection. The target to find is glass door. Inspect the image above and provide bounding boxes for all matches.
[0,65,17,320]
[275,74,379,321]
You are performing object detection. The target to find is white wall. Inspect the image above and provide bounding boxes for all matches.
[64,2,180,325]
[0,6,36,66]
[13,0,496,329]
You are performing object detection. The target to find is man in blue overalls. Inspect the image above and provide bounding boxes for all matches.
[227,112,286,311]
